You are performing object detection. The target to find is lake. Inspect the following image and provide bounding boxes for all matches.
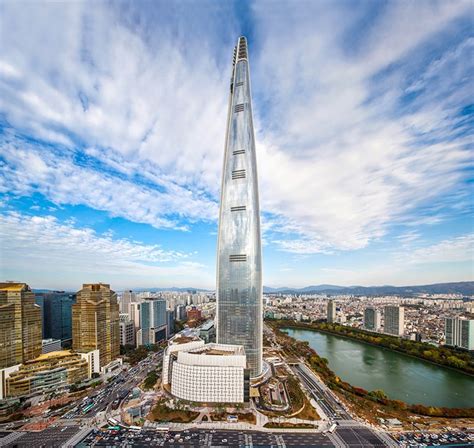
[283,327,474,408]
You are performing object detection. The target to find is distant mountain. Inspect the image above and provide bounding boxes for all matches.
[118,287,212,293]
[263,281,474,296]
[33,282,473,296]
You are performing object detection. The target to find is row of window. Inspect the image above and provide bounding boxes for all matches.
[230,206,246,212]
[231,169,246,179]
[229,254,247,262]
[234,103,245,113]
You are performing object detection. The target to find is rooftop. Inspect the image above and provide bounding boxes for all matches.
[188,343,245,357]
[0,282,29,292]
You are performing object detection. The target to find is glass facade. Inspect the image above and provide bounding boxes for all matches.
[36,292,75,343]
[216,36,262,377]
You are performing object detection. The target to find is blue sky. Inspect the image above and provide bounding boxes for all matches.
[0,0,472,290]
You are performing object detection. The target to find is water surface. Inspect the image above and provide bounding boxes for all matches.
[284,328,474,408]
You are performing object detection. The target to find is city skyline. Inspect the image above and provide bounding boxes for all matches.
[1,1,473,290]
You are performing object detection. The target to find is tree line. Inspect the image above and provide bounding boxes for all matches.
[268,320,474,419]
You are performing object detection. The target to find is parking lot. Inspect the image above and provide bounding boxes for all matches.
[77,428,335,447]
[397,430,474,447]
[0,425,81,447]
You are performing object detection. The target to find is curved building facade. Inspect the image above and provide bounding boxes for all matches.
[216,36,262,377]
[164,341,248,403]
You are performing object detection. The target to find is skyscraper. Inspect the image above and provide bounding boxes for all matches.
[216,36,262,377]
[35,291,75,345]
[135,298,167,346]
[384,305,404,336]
[327,300,336,324]
[0,283,42,368]
[445,317,474,350]
[364,307,381,331]
[72,283,120,367]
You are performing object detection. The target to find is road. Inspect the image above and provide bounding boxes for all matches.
[292,363,398,447]
[62,350,162,422]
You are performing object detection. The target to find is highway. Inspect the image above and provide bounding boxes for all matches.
[292,363,398,447]
[292,363,350,420]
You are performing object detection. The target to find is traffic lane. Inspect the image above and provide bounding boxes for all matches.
[336,427,387,447]
[294,365,351,420]
[292,366,341,419]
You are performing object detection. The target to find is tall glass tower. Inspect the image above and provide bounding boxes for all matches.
[216,36,262,377]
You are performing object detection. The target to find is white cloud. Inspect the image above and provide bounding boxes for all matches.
[251,1,472,252]
[0,137,218,230]
[403,234,474,265]
[0,211,213,289]
[0,0,471,261]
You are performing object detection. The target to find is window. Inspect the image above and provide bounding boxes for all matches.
[231,206,246,212]
[229,254,247,262]
[234,103,245,113]
[235,82,244,87]
[232,169,246,180]
[233,149,245,155]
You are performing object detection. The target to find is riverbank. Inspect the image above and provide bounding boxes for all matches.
[267,320,474,422]
[269,319,474,376]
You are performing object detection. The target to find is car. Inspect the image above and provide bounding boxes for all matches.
[222,439,228,443]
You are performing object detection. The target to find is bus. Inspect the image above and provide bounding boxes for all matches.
[82,403,94,414]
[129,426,142,432]
[108,418,119,426]
[328,423,337,434]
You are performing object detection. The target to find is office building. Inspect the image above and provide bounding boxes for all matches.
[445,317,474,351]
[136,299,167,346]
[216,36,263,378]
[364,307,381,331]
[199,321,216,343]
[167,309,175,337]
[0,350,88,399]
[187,306,202,322]
[119,319,135,347]
[35,292,75,345]
[384,306,404,336]
[120,290,135,315]
[175,304,187,321]
[327,300,336,324]
[163,336,249,403]
[0,283,42,368]
[72,283,120,368]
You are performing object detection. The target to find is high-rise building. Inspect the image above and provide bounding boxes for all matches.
[166,309,175,337]
[175,304,187,321]
[35,292,75,345]
[120,290,135,315]
[445,317,474,351]
[136,299,167,346]
[364,307,381,331]
[0,283,42,368]
[384,306,404,336]
[327,300,336,324]
[216,36,263,378]
[119,319,135,347]
[72,283,120,367]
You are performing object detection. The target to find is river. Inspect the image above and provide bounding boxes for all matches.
[283,328,474,408]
